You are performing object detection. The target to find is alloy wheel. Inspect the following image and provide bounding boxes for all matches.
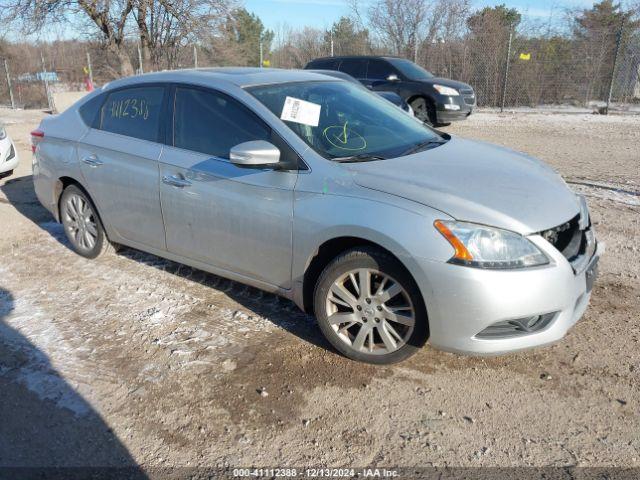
[324,268,416,355]
[62,193,99,251]
[410,98,431,124]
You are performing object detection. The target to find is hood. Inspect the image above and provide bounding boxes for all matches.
[425,77,472,91]
[349,137,580,234]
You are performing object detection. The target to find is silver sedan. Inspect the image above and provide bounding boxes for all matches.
[32,68,600,364]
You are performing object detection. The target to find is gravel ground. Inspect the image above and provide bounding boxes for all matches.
[0,108,638,471]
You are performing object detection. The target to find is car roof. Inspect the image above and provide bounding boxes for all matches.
[305,69,360,84]
[308,55,402,62]
[102,67,339,91]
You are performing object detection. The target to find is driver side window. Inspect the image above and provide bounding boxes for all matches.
[173,87,271,159]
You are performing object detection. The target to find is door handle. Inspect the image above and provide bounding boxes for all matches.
[82,154,103,167]
[162,174,192,188]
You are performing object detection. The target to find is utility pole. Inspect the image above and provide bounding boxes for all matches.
[193,45,198,68]
[137,42,144,74]
[3,59,15,109]
[501,27,514,112]
[330,30,334,57]
[86,51,94,86]
[605,21,624,114]
[259,40,264,68]
[40,51,53,112]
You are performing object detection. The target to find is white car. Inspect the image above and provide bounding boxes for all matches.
[0,122,19,178]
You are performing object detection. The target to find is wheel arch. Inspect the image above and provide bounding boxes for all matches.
[407,93,435,107]
[301,235,426,319]
[54,176,89,219]
[55,177,108,238]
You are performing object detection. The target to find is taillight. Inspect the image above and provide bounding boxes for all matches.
[31,129,44,153]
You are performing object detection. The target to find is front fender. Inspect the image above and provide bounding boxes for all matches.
[291,190,455,310]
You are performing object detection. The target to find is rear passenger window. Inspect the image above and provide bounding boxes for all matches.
[339,59,367,78]
[308,58,339,70]
[173,87,270,159]
[99,86,165,142]
[79,93,105,128]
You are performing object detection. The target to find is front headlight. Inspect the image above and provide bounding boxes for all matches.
[434,220,549,269]
[0,126,6,141]
[433,84,459,96]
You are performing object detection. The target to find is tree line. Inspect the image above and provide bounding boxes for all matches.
[1,0,639,107]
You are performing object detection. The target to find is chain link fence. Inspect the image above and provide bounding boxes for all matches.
[2,26,639,112]
[384,25,640,111]
[266,24,640,112]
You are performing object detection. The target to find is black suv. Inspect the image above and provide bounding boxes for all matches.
[305,56,475,125]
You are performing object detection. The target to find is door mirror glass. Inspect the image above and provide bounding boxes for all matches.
[230,140,281,167]
[386,74,399,82]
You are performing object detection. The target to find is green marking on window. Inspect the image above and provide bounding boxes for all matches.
[109,98,150,120]
[322,123,366,151]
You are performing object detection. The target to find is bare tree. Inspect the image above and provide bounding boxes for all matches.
[134,0,233,70]
[268,24,327,68]
[289,27,327,67]
[367,0,429,57]
[355,0,470,59]
[1,0,233,76]
[2,0,136,76]
[418,0,471,78]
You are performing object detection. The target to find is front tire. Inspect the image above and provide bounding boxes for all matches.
[59,185,115,259]
[409,97,436,126]
[313,247,428,364]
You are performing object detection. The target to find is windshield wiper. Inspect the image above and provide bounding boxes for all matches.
[332,154,387,163]
[401,139,447,156]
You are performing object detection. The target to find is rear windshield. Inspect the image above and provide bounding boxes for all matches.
[247,80,443,161]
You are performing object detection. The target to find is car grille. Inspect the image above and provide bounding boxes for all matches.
[540,211,596,273]
[541,215,582,261]
[460,88,475,106]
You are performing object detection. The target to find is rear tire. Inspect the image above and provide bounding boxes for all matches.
[59,185,117,259]
[313,247,428,364]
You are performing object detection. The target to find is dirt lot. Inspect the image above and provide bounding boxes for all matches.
[0,108,638,471]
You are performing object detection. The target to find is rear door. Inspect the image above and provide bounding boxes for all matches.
[339,58,368,83]
[158,85,298,289]
[78,85,168,250]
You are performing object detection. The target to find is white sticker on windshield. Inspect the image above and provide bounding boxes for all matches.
[280,96,321,127]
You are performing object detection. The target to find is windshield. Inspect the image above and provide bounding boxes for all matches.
[247,81,444,161]
[387,58,433,81]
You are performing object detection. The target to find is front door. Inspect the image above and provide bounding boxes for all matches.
[159,86,297,289]
[78,85,167,250]
[366,59,400,93]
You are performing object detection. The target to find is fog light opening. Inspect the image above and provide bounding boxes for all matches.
[475,312,557,339]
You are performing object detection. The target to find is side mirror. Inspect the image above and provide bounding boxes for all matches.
[230,140,281,167]
[386,74,399,82]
